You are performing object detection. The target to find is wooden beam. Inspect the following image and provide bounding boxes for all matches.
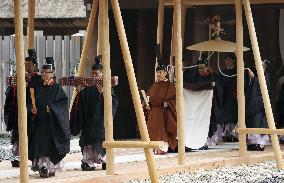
[100,0,115,175]
[28,0,35,49]
[174,0,186,165]
[156,0,165,82]
[237,128,284,135]
[235,0,247,157]
[243,0,284,169]
[13,0,29,182]
[69,0,98,111]
[103,141,163,149]
[110,0,159,182]
[164,0,284,5]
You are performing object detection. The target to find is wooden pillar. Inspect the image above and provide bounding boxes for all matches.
[243,0,284,168]
[28,0,35,49]
[156,0,164,81]
[111,0,159,182]
[97,0,102,55]
[235,0,247,156]
[174,0,186,165]
[14,0,29,182]
[70,0,98,110]
[170,4,177,82]
[100,0,114,175]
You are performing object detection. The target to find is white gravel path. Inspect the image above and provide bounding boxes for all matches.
[126,161,284,183]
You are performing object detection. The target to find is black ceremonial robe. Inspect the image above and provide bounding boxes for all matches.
[29,82,70,165]
[70,86,118,156]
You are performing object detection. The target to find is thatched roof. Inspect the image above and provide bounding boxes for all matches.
[0,0,86,18]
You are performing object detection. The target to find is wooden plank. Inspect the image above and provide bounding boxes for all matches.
[163,0,284,5]
[237,128,284,135]
[37,36,46,71]
[103,141,163,149]
[46,36,54,57]
[54,36,63,78]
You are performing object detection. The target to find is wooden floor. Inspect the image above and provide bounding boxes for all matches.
[1,143,284,183]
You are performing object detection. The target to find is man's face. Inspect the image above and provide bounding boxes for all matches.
[91,69,103,77]
[198,64,209,76]
[156,70,167,81]
[25,60,36,74]
[41,69,54,83]
[225,57,234,68]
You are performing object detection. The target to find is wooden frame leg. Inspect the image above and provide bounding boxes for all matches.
[14,0,29,182]
[111,0,159,182]
[243,0,284,168]
[174,0,186,165]
[235,0,247,157]
[69,0,98,111]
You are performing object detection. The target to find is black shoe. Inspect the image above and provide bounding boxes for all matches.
[247,144,265,151]
[198,145,209,150]
[167,147,178,153]
[11,160,20,167]
[81,162,96,171]
[185,146,192,152]
[31,165,39,172]
[39,166,55,178]
[102,163,106,170]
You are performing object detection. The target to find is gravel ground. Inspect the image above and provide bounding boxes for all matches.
[0,134,81,161]
[126,161,284,183]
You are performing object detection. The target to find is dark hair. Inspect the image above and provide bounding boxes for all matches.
[92,55,103,71]
[198,58,209,67]
[156,65,167,71]
[226,53,237,62]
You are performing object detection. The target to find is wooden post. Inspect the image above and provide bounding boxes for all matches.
[97,0,102,55]
[170,4,176,82]
[70,0,98,110]
[28,0,35,49]
[235,0,247,157]
[156,0,164,81]
[100,0,115,175]
[174,0,186,165]
[243,0,284,169]
[111,0,159,182]
[103,141,163,149]
[14,0,29,182]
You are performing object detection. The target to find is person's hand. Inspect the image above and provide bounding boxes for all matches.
[145,106,151,110]
[163,102,168,108]
[75,85,81,92]
[211,82,216,87]
[97,84,103,94]
[248,69,255,78]
[31,108,37,115]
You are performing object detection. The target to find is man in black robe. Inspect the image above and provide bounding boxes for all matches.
[245,60,270,151]
[70,56,118,171]
[217,53,238,142]
[4,49,41,167]
[29,57,70,177]
[183,55,216,150]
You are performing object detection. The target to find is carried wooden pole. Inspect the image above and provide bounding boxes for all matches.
[14,0,29,182]
[111,0,159,182]
[70,0,98,110]
[235,0,247,156]
[243,0,284,168]
[174,0,186,165]
[100,0,115,175]
[28,0,35,49]
[156,0,165,81]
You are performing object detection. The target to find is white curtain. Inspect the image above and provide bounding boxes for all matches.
[184,89,213,149]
